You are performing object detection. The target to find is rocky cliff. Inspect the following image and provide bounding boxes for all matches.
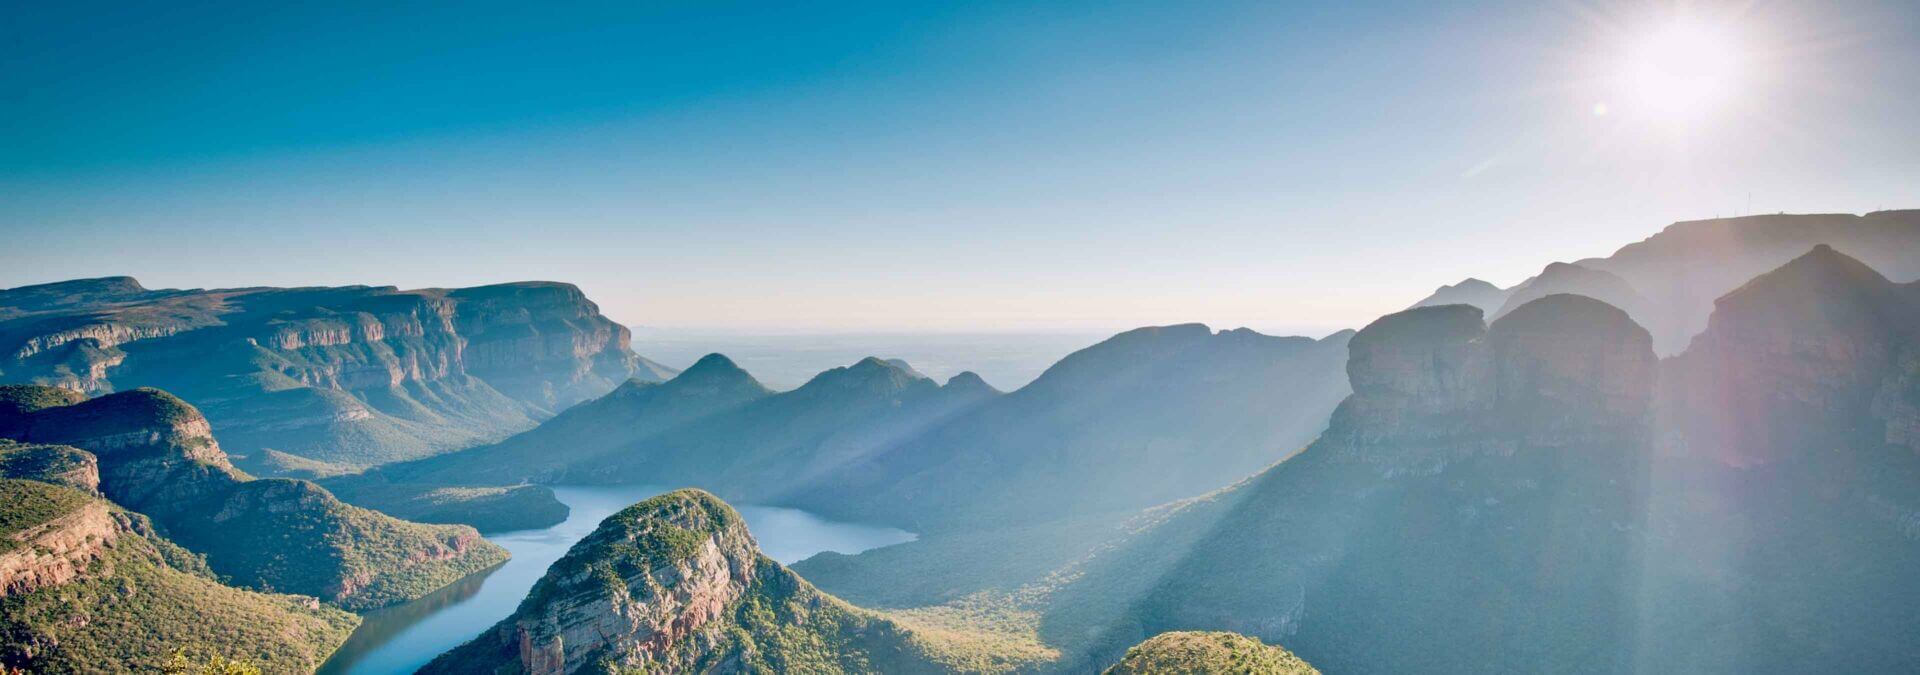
[1640,246,1920,672]
[0,278,673,473]
[424,489,947,675]
[1029,294,1657,673]
[0,441,99,491]
[0,479,359,673]
[1667,244,1920,465]
[1017,252,1920,673]
[0,385,507,610]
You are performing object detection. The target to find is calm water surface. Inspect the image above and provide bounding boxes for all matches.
[316,485,914,674]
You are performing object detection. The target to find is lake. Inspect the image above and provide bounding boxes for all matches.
[315,485,916,674]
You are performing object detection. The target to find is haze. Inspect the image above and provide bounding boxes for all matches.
[4,0,1916,333]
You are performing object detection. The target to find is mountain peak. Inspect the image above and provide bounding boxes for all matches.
[880,358,929,380]
[680,352,750,379]
[1491,261,1647,321]
[802,356,928,392]
[1410,277,1511,314]
[1769,243,1891,288]
[943,371,1000,395]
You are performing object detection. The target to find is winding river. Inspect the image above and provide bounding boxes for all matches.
[316,485,915,675]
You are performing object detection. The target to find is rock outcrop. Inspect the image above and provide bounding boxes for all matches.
[424,489,944,675]
[0,441,99,491]
[0,279,673,473]
[0,385,507,610]
[1032,294,1658,673]
[0,482,117,598]
[0,479,359,673]
[1324,294,1654,471]
[1017,252,1920,674]
[1667,244,1920,465]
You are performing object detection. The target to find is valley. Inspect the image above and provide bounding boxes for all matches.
[3,211,1918,673]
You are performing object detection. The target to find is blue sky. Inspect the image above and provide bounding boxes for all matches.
[3,0,1916,333]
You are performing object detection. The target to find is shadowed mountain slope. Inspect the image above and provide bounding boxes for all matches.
[0,385,506,610]
[341,355,999,529]
[796,325,1354,531]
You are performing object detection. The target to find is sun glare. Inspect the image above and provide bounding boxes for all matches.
[1611,16,1744,125]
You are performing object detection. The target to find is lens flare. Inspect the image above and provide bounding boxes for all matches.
[1613,16,1744,125]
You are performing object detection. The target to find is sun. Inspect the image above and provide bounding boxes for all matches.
[1609,15,1744,125]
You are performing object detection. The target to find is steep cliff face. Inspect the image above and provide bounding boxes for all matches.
[424,490,945,675]
[1020,252,1920,674]
[0,278,672,473]
[1641,246,1920,672]
[1320,295,1654,470]
[0,479,359,673]
[1668,245,1920,464]
[1037,295,1657,673]
[447,282,674,413]
[0,480,114,598]
[0,386,508,610]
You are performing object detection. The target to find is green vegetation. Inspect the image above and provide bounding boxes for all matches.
[2,384,511,610]
[0,481,358,673]
[159,478,509,611]
[160,649,263,675]
[0,479,91,553]
[0,441,95,490]
[1102,632,1319,675]
[426,489,1044,674]
[0,384,86,416]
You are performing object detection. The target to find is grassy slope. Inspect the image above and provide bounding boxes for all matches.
[1102,632,1319,675]
[0,480,359,672]
[3,385,510,610]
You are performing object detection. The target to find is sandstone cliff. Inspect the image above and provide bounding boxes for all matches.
[0,479,359,673]
[0,441,99,491]
[0,278,673,473]
[1033,294,1658,673]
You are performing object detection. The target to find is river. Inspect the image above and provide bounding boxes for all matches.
[315,485,915,674]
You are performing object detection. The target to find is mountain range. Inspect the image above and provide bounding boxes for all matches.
[1,210,1916,673]
[801,244,1920,673]
[344,324,1354,536]
[1411,210,1920,354]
